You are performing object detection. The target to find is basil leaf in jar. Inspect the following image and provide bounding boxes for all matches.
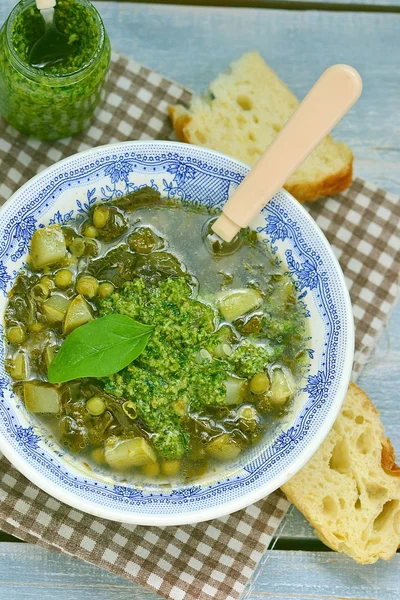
[48,314,153,383]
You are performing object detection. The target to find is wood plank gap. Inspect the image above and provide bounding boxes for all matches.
[269,537,332,552]
[0,533,24,543]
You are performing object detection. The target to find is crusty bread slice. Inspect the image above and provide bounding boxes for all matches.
[281,383,400,564]
[168,52,353,203]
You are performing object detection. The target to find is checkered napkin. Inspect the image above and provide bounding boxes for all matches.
[0,53,399,600]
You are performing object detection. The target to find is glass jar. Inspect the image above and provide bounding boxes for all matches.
[0,0,111,140]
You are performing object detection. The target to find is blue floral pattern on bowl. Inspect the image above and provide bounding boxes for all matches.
[0,141,353,525]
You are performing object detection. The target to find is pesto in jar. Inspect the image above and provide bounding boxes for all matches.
[0,0,111,140]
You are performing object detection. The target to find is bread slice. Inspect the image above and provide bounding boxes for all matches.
[281,383,400,564]
[168,52,353,203]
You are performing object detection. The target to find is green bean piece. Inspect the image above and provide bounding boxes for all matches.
[70,237,86,257]
[93,206,109,229]
[30,225,67,270]
[86,396,106,416]
[7,325,25,345]
[213,342,233,358]
[55,269,73,288]
[31,283,50,301]
[249,373,270,394]
[98,282,114,298]
[122,401,137,420]
[76,276,99,299]
[195,348,212,363]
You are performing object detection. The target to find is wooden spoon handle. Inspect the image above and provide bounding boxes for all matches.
[212,64,362,242]
[36,0,56,9]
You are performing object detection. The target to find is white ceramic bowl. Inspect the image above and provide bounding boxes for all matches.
[0,141,354,525]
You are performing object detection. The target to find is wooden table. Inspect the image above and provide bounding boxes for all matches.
[0,1,399,598]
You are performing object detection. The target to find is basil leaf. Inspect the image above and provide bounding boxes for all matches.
[48,314,153,383]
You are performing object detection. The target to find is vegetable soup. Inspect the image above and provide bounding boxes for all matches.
[4,187,308,482]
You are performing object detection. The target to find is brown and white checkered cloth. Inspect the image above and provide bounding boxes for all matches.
[0,53,399,600]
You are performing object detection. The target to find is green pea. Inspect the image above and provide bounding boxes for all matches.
[142,462,160,477]
[70,237,86,257]
[91,447,106,464]
[93,206,109,229]
[98,282,114,298]
[161,460,181,476]
[86,396,105,416]
[239,406,258,420]
[40,276,55,291]
[249,373,270,394]
[7,326,25,345]
[83,225,98,239]
[76,276,99,299]
[55,269,73,288]
[83,239,99,257]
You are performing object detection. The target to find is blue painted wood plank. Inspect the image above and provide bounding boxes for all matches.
[0,544,398,600]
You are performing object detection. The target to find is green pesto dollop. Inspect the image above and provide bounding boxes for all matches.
[0,0,110,139]
[12,1,99,74]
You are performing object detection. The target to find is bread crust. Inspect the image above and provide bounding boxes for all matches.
[382,440,400,476]
[168,106,191,144]
[168,105,353,203]
[284,160,353,203]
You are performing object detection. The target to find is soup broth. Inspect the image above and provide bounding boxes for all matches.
[4,187,308,483]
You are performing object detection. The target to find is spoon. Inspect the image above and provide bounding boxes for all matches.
[29,0,73,69]
[212,64,363,242]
